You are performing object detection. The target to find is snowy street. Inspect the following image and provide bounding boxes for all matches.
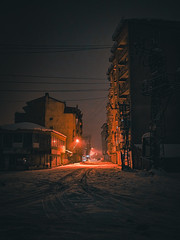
[0,162,180,240]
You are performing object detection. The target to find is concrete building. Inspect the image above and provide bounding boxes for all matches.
[0,122,66,170]
[101,123,109,161]
[82,135,91,161]
[107,19,180,170]
[15,93,83,162]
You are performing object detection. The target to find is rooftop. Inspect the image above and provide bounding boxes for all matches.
[0,122,67,138]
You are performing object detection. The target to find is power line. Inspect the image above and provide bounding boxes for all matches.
[1,96,107,103]
[0,89,108,93]
[0,44,111,48]
[66,96,107,101]
[0,45,111,54]
[0,48,111,54]
[0,80,108,85]
[0,74,107,80]
[83,97,106,122]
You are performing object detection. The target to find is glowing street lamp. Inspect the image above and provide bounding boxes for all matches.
[73,138,80,150]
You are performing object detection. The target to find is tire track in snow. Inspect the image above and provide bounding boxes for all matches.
[80,168,139,212]
[80,168,121,208]
[42,168,88,220]
[42,167,139,221]
[2,169,82,211]
[42,168,123,220]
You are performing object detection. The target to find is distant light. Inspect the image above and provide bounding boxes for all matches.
[75,139,80,143]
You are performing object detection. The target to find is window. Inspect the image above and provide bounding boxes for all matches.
[14,133,23,143]
[49,117,53,121]
[33,134,39,143]
[51,136,57,147]
[3,134,12,147]
[23,133,32,148]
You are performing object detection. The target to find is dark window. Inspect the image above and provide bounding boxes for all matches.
[14,133,23,143]
[33,134,39,143]
[3,134,12,147]
[49,117,53,121]
[23,133,32,148]
[40,135,48,148]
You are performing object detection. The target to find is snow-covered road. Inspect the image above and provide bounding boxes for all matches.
[0,162,180,240]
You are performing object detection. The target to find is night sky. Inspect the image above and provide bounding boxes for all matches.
[0,0,179,150]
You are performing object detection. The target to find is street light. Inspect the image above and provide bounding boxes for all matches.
[73,138,80,150]
[75,139,80,143]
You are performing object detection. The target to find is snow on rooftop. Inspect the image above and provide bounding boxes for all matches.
[0,122,67,138]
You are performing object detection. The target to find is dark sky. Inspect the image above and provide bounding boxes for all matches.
[0,0,179,150]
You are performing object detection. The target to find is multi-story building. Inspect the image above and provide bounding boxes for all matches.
[107,19,180,170]
[101,123,109,161]
[82,135,91,161]
[15,93,83,161]
[0,122,66,170]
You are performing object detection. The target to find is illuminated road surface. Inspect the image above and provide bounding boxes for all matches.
[0,162,180,240]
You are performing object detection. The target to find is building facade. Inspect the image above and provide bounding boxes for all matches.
[81,135,91,161]
[107,19,180,170]
[15,93,83,161]
[0,122,66,170]
[101,123,109,161]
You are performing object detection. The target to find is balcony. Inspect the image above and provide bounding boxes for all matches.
[114,90,118,98]
[106,102,111,109]
[119,77,128,82]
[119,103,130,114]
[109,54,115,62]
[119,95,128,99]
[109,85,114,91]
[108,97,114,104]
[106,64,114,75]
[118,48,128,61]
[107,102,115,111]
[111,42,118,53]
[108,93,113,100]
[119,119,130,130]
[112,19,126,41]
[119,66,128,78]
[118,59,128,66]
[107,115,113,120]
[119,82,129,96]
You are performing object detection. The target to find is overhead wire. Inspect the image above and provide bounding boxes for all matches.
[0,89,108,93]
[0,81,108,85]
[0,44,111,54]
[0,96,107,103]
[82,97,107,121]
[0,74,107,80]
[0,44,111,48]
[0,43,109,117]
